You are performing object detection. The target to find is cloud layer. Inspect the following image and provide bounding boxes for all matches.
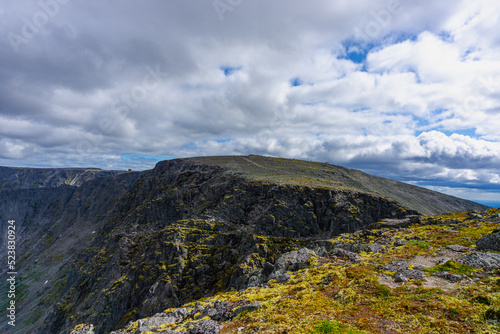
[1,0,499,204]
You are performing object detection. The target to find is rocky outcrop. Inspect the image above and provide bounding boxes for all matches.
[379,260,409,272]
[431,272,463,282]
[476,230,500,251]
[457,253,500,269]
[394,269,426,282]
[108,299,262,334]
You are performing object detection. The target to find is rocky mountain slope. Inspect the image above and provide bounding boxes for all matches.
[0,156,490,334]
[0,166,126,190]
[80,209,500,334]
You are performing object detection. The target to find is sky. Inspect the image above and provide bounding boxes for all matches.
[0,0,499,207]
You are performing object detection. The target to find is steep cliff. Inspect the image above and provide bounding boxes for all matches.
[0,166,126,190]
[0,156,489,334]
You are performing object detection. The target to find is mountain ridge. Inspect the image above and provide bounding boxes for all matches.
[180,155,488,215]
[0,155,490,333]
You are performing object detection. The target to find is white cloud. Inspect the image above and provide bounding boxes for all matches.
[0,0,499,203]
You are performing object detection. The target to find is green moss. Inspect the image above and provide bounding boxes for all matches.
[408,240,430,249]
[422,260,480,276]
[312,320,364,334]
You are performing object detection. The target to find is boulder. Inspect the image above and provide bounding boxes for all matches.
[185,320,221,334]
[457,253,500,269]
[476,231,500,251]
[379,216,420,229]
[379,260,409,272]
[445,245,472,252]
[431,272,463,282]
[70,324,94,334]
[367,243,385,253]
[332,248,360,261]
[394,240,408,247]
[394,269,425,282]
[268,270,291,283]
[274,248,316,272]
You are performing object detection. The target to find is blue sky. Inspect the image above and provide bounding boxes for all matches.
[0,0,499,207]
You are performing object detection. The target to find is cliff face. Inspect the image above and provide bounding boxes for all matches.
[0,166,126,190]
[0,156,488,334]
[0,172,140,334]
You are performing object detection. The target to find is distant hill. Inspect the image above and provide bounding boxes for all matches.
[0,166,126,190]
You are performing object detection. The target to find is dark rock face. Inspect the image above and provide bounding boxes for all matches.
[0,166,126,190]
[0,159,418,334]
[476,231,500,251]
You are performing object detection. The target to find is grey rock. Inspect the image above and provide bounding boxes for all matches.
[185,320,221,334]
[431,271,463,282]
[134,308,189,333]
[379,218,412,228]
[394,269,426,282]
[379,260,409,272]
[332,248,360,260]
[445,245,471,252]
[268,270,291,283]
[313,246,329,257]
[476,232,500,251]
[70,324,95,334]
[367,243,385,253]
[274,248,316,272]
[394,272,408,283]
[457,253,500,269]
[394,240,408,247]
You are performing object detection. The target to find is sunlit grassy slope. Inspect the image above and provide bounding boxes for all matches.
[186,155,488,216]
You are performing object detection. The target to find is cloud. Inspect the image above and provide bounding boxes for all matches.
[0,0,499,204]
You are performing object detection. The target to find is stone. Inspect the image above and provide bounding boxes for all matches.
[367,243,385,253]
[476,232,500,251]
[445,245,472,252]
[394,269,426,282]
[70,324,94,334]
[457,253,500,269]
[379,218,412,228]
[394,240,408,247]
[274,248,316,272]
[379,260,409,272]
[332,248,360,261]
[185,319,221,334]
[431,271,463,282]
[268,270,291,283]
